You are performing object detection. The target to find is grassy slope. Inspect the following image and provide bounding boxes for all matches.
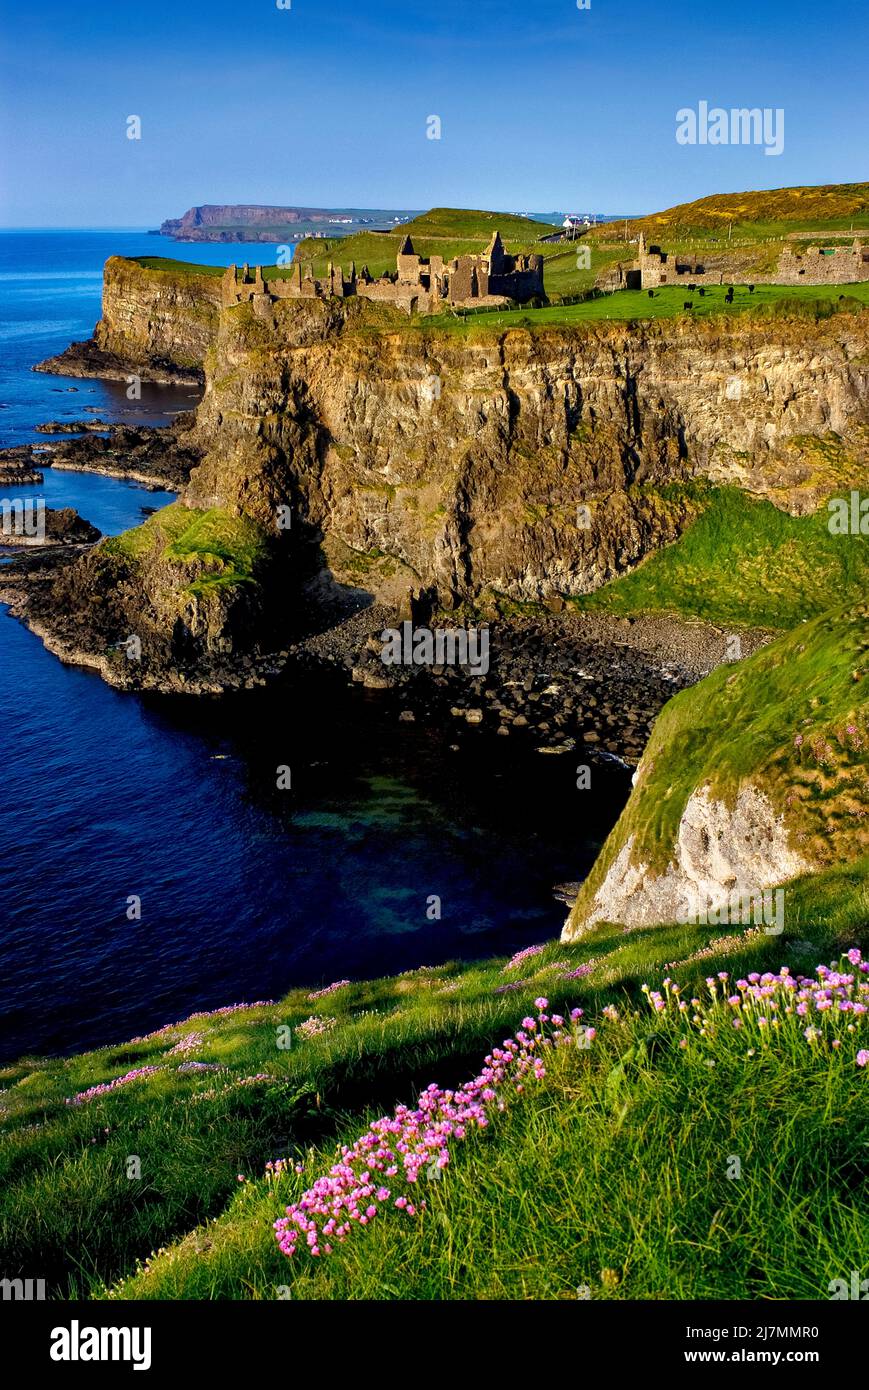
[582,183,869,290]
[574,486,869,629]
[101,502,267,596]
[0,873,865,1301]
[619,181,869,238]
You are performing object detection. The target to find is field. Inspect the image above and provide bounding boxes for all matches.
[421,281,869,332]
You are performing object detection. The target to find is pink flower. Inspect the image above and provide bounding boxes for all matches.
[273,948,869,1269]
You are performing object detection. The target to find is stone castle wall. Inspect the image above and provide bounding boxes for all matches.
[616,234,869,291]
[221,233,546,317]
[777,242,869,286]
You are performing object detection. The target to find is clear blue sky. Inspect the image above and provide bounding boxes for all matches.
[0,0,866,226]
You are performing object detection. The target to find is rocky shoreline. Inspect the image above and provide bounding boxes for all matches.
[0,414,201,492]
[282,604,773,766]
[34,338,203,387]
[0,411,775,763]
[0,508,100,548]
[0,531,773,765]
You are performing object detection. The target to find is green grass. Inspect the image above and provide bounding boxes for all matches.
[419,281,869,332]
[0,865,865,1300]
[131,257,228,279]
[101,503,267,595]
[614,180,869,239]
[574,486,869,629]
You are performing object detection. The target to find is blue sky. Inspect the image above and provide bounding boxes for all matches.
[0,0,866,225]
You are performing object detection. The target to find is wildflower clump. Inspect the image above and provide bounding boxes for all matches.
[274,998,582,1261]
[646,952,869,1069]
[66,1066,162,1106]
[503,944,545,972]
[166,1031,205,1057]
[307,981,351,1002]
[296,1016,338,1040]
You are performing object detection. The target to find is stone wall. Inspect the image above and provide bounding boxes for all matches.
[219,233,546,318]
[777,240,869,286]
[222,261,352,307]
[621,234,869,291]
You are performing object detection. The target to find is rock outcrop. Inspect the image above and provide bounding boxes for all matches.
[184,294,869,606]
[35,258,223,383]
[563,604,869,939]
[571,786,812,932]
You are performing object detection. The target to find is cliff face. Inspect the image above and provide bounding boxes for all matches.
[183,298,869,605]
[91,258,223,372]
[160,205,327,237]
[25,265,869,693]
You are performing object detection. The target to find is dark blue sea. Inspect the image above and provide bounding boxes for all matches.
[0,230,629,1062]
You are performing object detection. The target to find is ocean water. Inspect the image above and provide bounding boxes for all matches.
[0,231,630,1062]
[0,228,304,445]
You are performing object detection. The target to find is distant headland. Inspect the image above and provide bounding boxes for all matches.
[153,204,423,242]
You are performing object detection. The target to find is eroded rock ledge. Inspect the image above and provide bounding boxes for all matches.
[563,785,811,937]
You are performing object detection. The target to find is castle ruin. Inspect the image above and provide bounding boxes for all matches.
[776,238,869,285]
[221,232,545,315]
[611,231,869,291]
[630,233,711,288]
